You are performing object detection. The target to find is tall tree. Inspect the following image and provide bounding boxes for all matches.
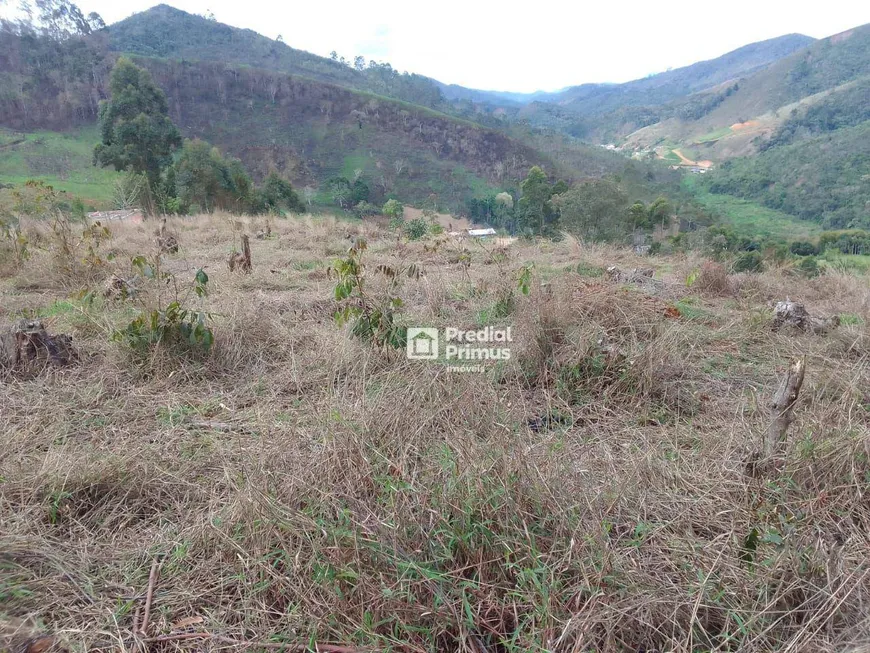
[551,179,629,241]
[93,57,181,200]
[518,166,554,234]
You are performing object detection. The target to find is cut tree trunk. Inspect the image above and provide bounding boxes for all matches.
[765,357,806,458]
[228,234,252,273]
[773,301,839,334]
[1,319,77,372]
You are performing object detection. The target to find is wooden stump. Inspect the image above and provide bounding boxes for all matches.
[773,300,839,334]
[228,234,252,273]
[155,218,179,254]
[765,357,806,458]
[1,319,77,372]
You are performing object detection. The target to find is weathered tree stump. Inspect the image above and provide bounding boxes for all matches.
[773,300,839,334]
[606,266,655,283]
[1,319,77,372]
[155,218,179,254]
[228,234,252,273]
[765,357,806,458]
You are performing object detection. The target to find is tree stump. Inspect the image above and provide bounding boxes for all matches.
[1,320,77,372]
[155,218,179,254]
[228,234,252,273]
[773,300,839,334]
[765,357,806,458]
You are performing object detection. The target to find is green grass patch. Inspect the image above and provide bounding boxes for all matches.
[0,126,121,206]
[683,176,819,240]
[821,253,870,274]
[692,126,733,144]
[672,298,712,322]
[839,313,864,326]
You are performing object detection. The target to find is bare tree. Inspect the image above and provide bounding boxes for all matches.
[267,76,279,104]
[394,158,406,176]
[302,186,315,208]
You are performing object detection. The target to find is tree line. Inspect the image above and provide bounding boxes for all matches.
[466,166,674,241]
[94,58,303,216]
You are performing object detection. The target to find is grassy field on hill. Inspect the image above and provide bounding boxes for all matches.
[682,175,820,239]
[0,127,121,207]
[2,214,870,651]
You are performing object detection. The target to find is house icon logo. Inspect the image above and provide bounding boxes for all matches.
[407,327,439,360]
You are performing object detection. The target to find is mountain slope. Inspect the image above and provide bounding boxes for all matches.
[0,7,641,212]
[622,24,870,158]
[552,34,815,115]
[104,4,445,110]
[702,121,870,229]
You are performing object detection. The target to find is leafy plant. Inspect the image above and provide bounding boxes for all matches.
[329,238,421,348]
[517,263,535,296]
[113,257,214,355]
[795,255,820,278]
[732,251,764,273]
[403,217,428,241]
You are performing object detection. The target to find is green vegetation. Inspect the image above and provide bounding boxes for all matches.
[0,127,121,205]
[94,57,181,189]
[683,175,820,239]
[692,126,733,144]
[704,122,870,229]
[762,78,870,150]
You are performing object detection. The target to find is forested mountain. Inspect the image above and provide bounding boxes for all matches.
[0,6,631,212]
[551,34,814,114]
[105,4,447,110]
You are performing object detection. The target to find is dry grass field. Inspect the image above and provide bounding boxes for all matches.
[2,214,870,652]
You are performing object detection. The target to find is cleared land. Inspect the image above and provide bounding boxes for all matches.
[2,215,870,652]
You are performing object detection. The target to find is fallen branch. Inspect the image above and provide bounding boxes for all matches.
[139,559,160,637]
[765,357,806,458]
[143,632,363,652]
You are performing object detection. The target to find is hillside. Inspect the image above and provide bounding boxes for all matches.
[622,24,870,159]
[0,8,645,213]
[702,121,870,229]
[0,28,537,211]
[104,4,446,110]
[554,33,815,115]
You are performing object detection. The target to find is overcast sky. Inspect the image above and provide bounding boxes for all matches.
[14,0,870,92]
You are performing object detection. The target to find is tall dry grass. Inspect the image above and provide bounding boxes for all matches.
[2,214,870,652]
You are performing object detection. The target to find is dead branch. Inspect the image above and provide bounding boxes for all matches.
[143,632,362,652]
[765,357,806,458]
[139,559,160,637]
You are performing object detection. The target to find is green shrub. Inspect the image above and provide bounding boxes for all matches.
[112,261,214,355]
[790,241,818,256]
[382,199,403,220]
[353,201,380,218]
[732,251,763,273]
[404,217,428,240]
[796,256,820,278]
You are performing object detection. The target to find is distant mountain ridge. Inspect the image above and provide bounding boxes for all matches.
[436,34,815,111]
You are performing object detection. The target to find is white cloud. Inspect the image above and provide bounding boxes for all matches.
[31,0,870,92]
